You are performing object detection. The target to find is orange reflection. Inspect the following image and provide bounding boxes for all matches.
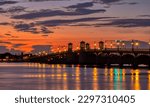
[62,64,66,68]
[24,74,47,78]
[75,66,80,90]
[51,64,55,68]
[56,64,61,69]
[51,74,55,78]
[63,72,68,90]
[104,67,108,82]
[92,67,99,90]
[131,69,141,90]
[134,69,140,90]
[109,68,114,89]
[41,64,46,69]
[71,64,74,68]
[56,74,62,80]
[56,73,62,89]
[122,69,126,89]
[130,69,134,89]
[38,73,47,89]
[122,69,126,81]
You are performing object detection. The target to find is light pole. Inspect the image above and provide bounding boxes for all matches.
[116,41,120,51]
[131,40,134,51]
[122,42,125,49]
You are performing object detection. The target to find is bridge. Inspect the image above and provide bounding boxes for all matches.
[29,41,150,68]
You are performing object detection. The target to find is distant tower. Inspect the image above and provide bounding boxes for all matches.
[99,41,104,50]
[68,43,73,52]
[80,41,86,51]
[86,43,90,50]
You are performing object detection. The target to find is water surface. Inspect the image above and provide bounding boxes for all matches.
[0,63,149,90]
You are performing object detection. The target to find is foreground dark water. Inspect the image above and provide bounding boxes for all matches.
[0,63,150,90]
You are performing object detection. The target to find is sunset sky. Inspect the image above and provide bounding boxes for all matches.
[0,0,150,53]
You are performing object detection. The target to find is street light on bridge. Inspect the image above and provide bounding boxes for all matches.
[63,47,67,52]
[131,40,134,51]
[122,42,125,48]
[116,41,120,51]
[57,47,60,53]
[94,42,97,50]
[135,42,139,49]
[110,43,113,49]
[76,46,79,51]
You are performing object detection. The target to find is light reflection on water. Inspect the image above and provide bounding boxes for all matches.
[0,63,149,90]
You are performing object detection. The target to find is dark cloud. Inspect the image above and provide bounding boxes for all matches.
[5,33,11,36]
[13,44,26,48]
[0,6,26,14]
[138,15,150,17]
[37,17,106,26]
[115,2,138,5]
[66,2,94,9]
[0,46,9,54]
[0,7,4,13]
[41,26,54,34]
[128,2,138,5]
[70,23,92,27]
[96,0,122,4]
[13,22,53,34]
[0,22,10,25]
[42,34,49,37]
[12,8,106,19]
[13,22,38,34]
[6,6,26,13]
[0,45,23,54]
[27,0,59,2]
[96,19,150,27]
[0,1,18,6]
[0,41,11,44]
[95,0,138,6]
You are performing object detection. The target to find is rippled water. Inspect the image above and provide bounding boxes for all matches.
[0,63,150,90]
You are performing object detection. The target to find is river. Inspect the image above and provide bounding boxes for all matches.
[0,63,149,90]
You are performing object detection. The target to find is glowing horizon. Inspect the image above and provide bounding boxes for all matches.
[0,0,150,53]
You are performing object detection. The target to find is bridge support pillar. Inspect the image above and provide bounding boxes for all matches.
[132,63,138,68]
[107,63,111,68]
[119,63,123,68]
